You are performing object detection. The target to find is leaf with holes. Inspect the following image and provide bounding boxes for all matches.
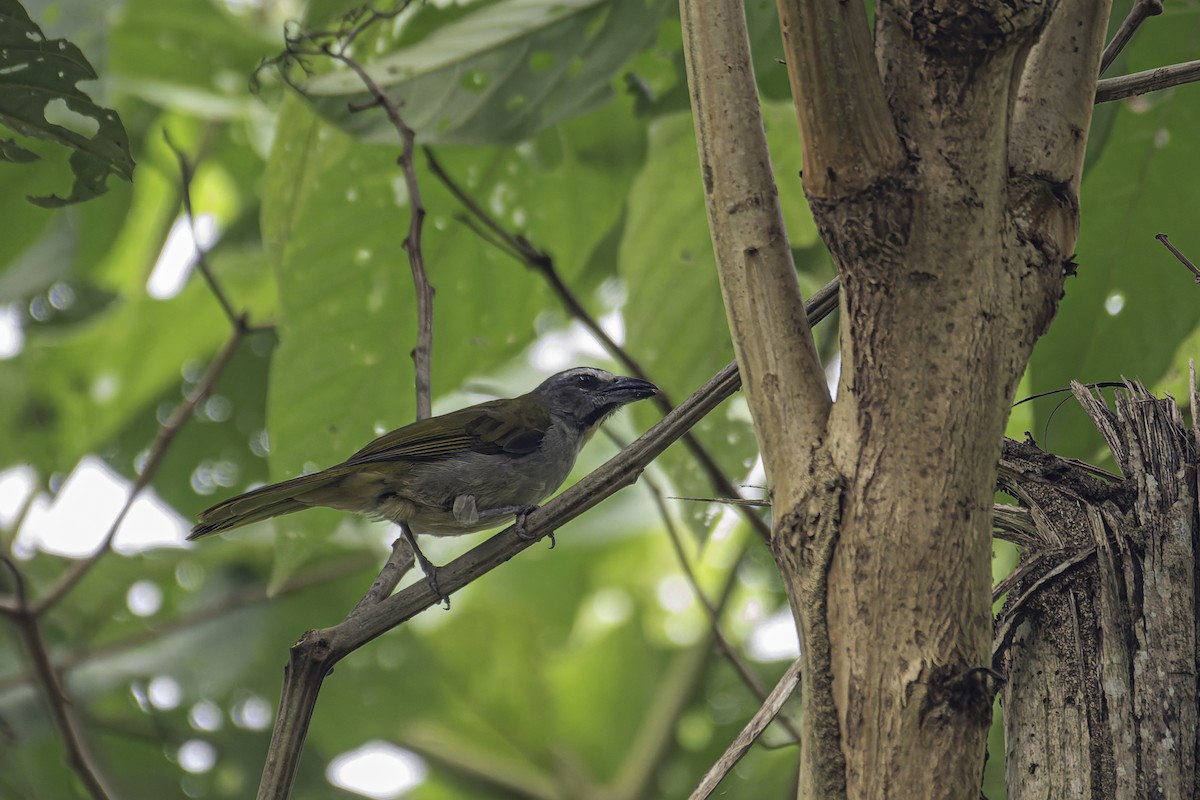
[0,0,134,206]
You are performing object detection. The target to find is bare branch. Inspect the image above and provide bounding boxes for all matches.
[0,556,376,695]
[1096,59,1200,103]
[1100,0,1163,75]
[1155,233,1200,283]
[614,430,803,745]
[34,325,247,614]
[258,630,329,800]
[687,657,803,800]
[349,537,414,614]
[164,132,242,328]
[31,136,267,613]
[333,54,434,419]
[2,557,115,800]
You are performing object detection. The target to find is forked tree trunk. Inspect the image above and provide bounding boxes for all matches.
[679,0,1111,797]
[995,377,1200,799]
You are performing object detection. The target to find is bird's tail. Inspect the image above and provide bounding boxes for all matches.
[189,470,345,540]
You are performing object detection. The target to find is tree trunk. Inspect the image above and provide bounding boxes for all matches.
[680,0,1111,797]
[996,378,1200,799]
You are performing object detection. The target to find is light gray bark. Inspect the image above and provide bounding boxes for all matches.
[997,378,1199,799]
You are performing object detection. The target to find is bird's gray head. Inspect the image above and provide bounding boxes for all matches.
[533,367,658,431]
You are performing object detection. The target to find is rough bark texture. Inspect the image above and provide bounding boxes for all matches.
[681,0,1112,796]
[996,381,1200,800]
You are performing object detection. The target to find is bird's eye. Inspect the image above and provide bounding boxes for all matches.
[576,373,599,389]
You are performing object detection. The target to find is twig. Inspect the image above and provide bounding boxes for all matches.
[255,280,839,800]
[424,147,795,543]
[0,481,37,550]
[651,483,804,745]
[330,53,433,419]
[612,430,804,746]
[33,325,246,615]
[1096,59,1200,103]
[164,132,241,328]
[1,557,115,800]
[349,537,414,615]
[1100,0,1163,75]
[30,137,267,613]
[1155,233,1200,283]
[687,657,803,800]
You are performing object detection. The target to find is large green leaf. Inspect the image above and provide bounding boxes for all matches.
[300,0,667,145]
[12,243,274,475]
[107,0,276,117]
[0,0,134,205]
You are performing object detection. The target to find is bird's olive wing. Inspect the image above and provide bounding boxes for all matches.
[463,400,550,455]
[343,397,551,465]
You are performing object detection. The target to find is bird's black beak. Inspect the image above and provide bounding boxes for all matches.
[603,376,659,403]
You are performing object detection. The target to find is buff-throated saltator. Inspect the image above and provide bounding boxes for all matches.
[190,367,658,595]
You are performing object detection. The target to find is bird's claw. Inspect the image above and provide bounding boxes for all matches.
[512,505,540,540]
[422,567,450,611]
[400,525,451,610]
[512,506,555,549]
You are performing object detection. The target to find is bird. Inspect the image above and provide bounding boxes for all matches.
[190,367,658,598]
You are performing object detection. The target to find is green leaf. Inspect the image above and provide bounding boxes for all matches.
[15,246,274,475]
[107,0,276,117]
[0,136,38,161]
[301,0,668,145]
[0,0,134,205]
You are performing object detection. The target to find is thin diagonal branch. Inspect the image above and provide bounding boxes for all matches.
[2,557,115,800]
[333,52,434,420]
[26,136,266,614]
[1100,0,1163,75]
[424,147,777,543]
[165,132,240,328]
[33,325,247,614]
[1155,233,1200,283]
[687,657,803,800]
[610,536,744,800]
[1096,59,1200,103]
[604,425,803,745]
[349,537,414,614]
[645,476,803,745]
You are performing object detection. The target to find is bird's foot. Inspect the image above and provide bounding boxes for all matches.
[512,504,546,543]
[422,566,450,611]
[399,524,451,610]
[512,505,537,538]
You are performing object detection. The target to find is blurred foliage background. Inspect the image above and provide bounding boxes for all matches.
[0,0,1198,798]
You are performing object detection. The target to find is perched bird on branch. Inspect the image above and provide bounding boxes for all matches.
[190,367,658,598]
